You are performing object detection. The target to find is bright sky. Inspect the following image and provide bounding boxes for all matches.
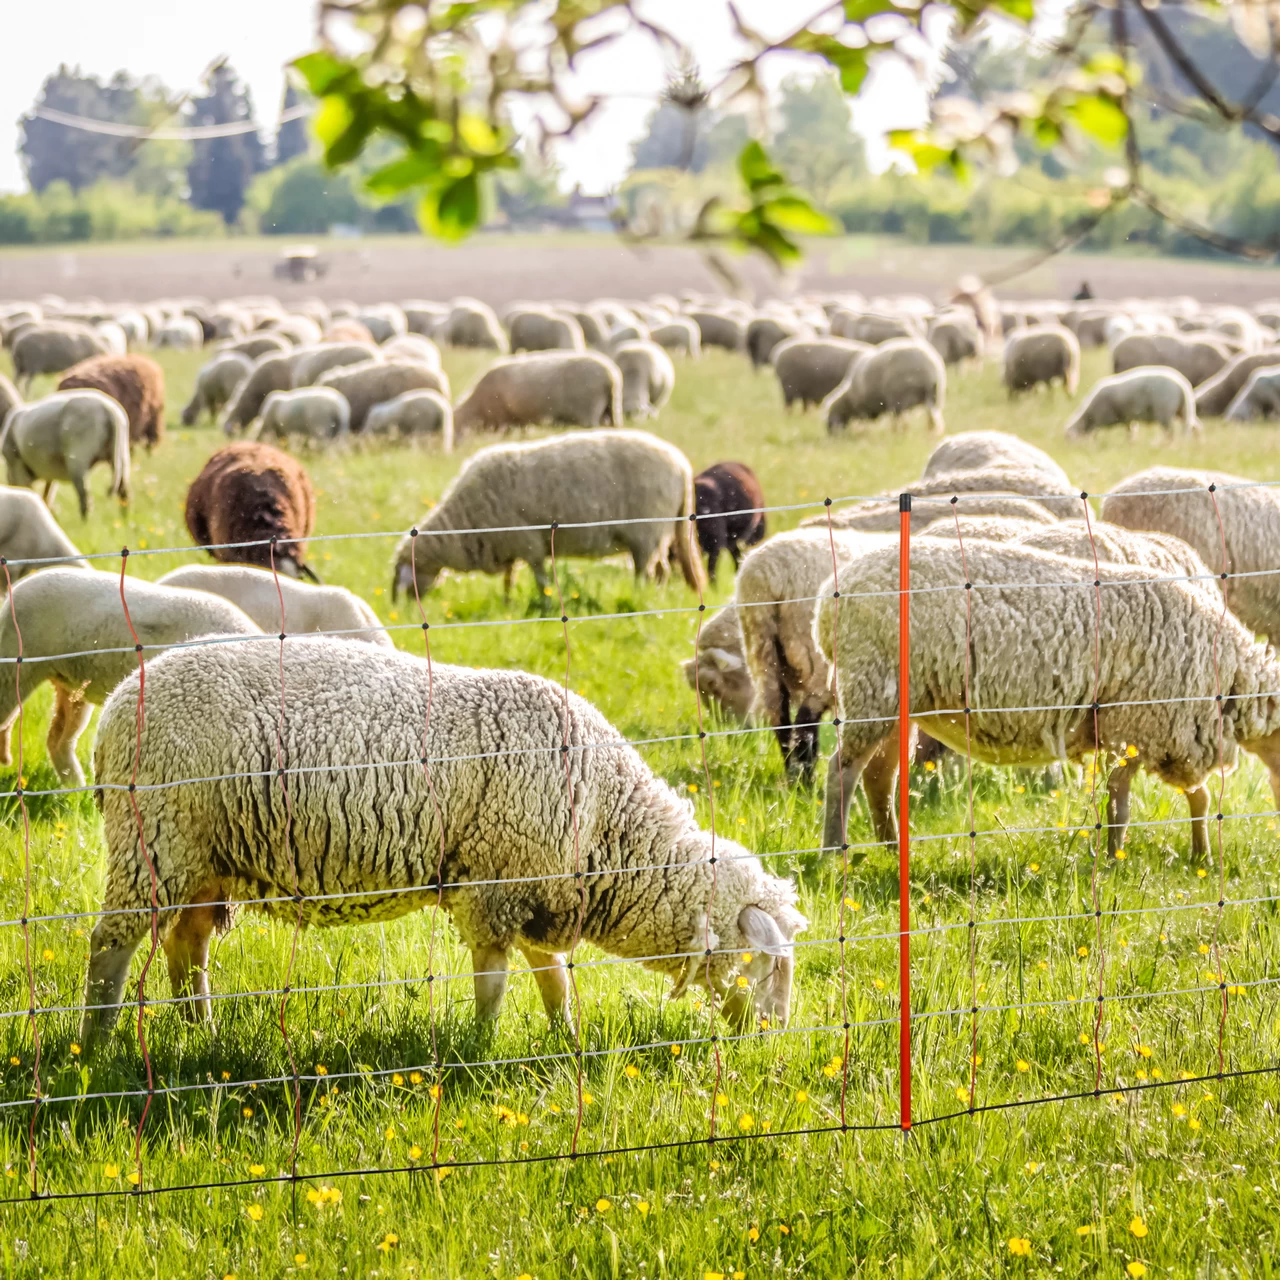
[1,0,943,196]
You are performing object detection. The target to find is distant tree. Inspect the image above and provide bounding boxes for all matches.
[771,74,865,204]
[250,157,361,233]
[186,62,265,225]
[19,67,141,192]
[274,79,310,167]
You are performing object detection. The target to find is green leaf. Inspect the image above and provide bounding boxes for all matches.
[312,94,355,149]
[887,130,951,173]
[734,216,802,268]
[737,141,785,193]
[365,150,443,198]
[419,172,481,241]
[843,0,901,20]
[810,36,873,94]
[991,0,1035,22]
[457,113,504,155]
[292,51,354,96]
[1064,93,1128,147]
[313,95,374,167]
[761,195,838,236]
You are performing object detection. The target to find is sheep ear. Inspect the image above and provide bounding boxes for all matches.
[706,647,744,673]
[738,905,787,957]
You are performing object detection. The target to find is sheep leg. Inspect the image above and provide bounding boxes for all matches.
[47,682,93,788]
[822,737,890,855]
[705,543,720,584]
[862,739,900,848]
[1186,783,1211,859]
[0,665,47,770]
[81,916,150,1049]
[501,563,516,599]
[471,944,510,1022]
[71,473,90,520]
[1106,764,1132,856]
[792,696,826,785]
[518,943,573,1027]
[162,887,222,1025]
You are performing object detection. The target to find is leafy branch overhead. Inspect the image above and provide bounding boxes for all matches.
[295,0,1280,266]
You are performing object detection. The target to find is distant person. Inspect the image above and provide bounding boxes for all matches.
[1073,281,1094,301]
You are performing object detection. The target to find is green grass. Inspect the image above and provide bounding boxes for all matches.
[0,342,1278,1277]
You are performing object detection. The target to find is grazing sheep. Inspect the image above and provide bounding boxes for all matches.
[57,353,166,449]
[809,484,1067,532]
[1224,366,1280,420]
[1065,367,1199,437]
[257,387,351,446]
[773,338,869,410]
[926,315,984,367]
[921,431,1073,493]
[681,605,754,722]
[608,322,649,349]
[317,358,449,432]
[693,461,766,580]
[224,333,291,361]
[686,309,746,352]
[1196,351,1280,417]
[1070,309,1112,348]
[402,302,449,337]
[157,564,391,647]
[453,352,622,434]
[442,299,509,351]
[219,352,295,435]
[824,339,946,433]
[1101,465,1280,639]
[185,441,317,579]
[508,309,586,353]
[0,486,89,578]
[816,540,1280,857]
[650,318,701,358]
[323,320,377,346]
[291,341,381,388]
[614,340,676,418]
[81,639,806,1043]
[0,374,21,422]
[380,334,442,368]
[267,315,324,347]
[0,567,260,787]
[363,390,454,449]
[746,316,809,368]
[353,305,407,345]
[573,309,611,351]
[831,311,918,345]
[1,390,129,518]
[11,324,110,393]
[1112,332,1232,387]
[1003,325,1081,396]
[154,316,203,349]
[391,430,704,597]
[181,351,253,426]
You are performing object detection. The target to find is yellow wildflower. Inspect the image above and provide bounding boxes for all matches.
[245,1204,264,1222]
[596,1198,611,1213]
[1007,1237,1032,1256]
[1129,1216,1148,1238]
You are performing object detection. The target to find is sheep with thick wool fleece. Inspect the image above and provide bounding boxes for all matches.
[257,387,350,446]
[1002,325,1080,396]
[0,566,260,787]
[453,352,622,433]
[1065,367,1199,437]
[681,604,755,723]
[1223,366,1280,421]
[156,564,391,647]
[392,429,704,597]
[823,338,946,433]
[920,431,1073,493]
[182,351,252,426]
[815,540,1280,859]
[0,486,89,578]
[80,639,806,1045]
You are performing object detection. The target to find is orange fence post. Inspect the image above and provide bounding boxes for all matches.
[898,493,912,1133]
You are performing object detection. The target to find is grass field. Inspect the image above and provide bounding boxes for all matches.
[0,337,1279,1277]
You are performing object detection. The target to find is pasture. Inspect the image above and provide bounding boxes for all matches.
[1,328,1279,1278]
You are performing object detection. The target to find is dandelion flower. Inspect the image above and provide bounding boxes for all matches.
[249,1164,265,1177]
[377,1235,399,1253]
[795,1090,808,1103]
[428,1084,441,1100]
[637,1201,650,1217]
[315,1064,328,1076]
[295,1254,307,1266]
[1127,1264,1147,1278]
[1129,1216,1148,1238]
[245,1204,264,1222]
[1078,945,1089,958]
[127,1171,140,1186]
[715,1093,728,1108]
[1137,1045,1153,1058]
[384,1126,395,1141]
[596,1198,611,1213]
[242,1106,254,1119]
[103,1163,120,1179]
[1079,1033,1092,1046]
[709,1160,721,1172]
[1197,868,1208,879]
[671,1045,681,1057]
[1024,1161,1041,1175]
[69,1044,80,1056]
[392,1073,404,1086]
[409,1145,422,1160]
[955,1087,969,1103]
[1115,850,1127,860]
[221,1071,231,1081]
[924,760,935,772]
[1199,944,1211,955]
[41,949,53,962]
[1076,1225,1092,1236]
[8,1057,18,1067]
[1007,1237,1032,1256]
[517,1274,533,1280]
[1016,1060,1030,1073]
[778,1224,790,1235]
[1028,863,1039,874]
[624,1065,640,1079]
[410,1072,423,1085]
[705,1272,724,1280]
[687,784,698,793]
[1172,1103,1187,1118]
[735,975,749,989]
[582,1092,594,1106]
[738,1114,754,1131]
[844,899,861,912]
[1126,744,1138,758]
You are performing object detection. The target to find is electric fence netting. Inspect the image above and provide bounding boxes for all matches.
[0,476,1277,1206]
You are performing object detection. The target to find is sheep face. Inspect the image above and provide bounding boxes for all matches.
[681,648,754,722]
[718,903,808,1029]
[393,553,437,600]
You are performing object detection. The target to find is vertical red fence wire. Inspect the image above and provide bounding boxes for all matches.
[898,494,912,1133]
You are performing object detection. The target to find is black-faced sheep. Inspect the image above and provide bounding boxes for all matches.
[693,461,766,581]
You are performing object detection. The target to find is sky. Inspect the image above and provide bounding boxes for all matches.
[1,0,944,196]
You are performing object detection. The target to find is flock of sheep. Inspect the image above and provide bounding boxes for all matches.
[2,282,1280,1053]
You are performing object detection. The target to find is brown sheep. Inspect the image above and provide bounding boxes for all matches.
[323,320,376,345]
[58,353,166,449]
[693,461,766,580]
[185,442,318,580]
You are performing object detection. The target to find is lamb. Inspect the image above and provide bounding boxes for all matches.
[1100,465,1280,640]
[746,316,810,369]
[1002,325,1081,396]
[1065,367,1199,437]
[363,390,454,448]
[824,339,947,433]
[181,351,253,426]
[257,387,351,446]
[1195,351,1280,417]
[57,353,166,449]
[0,486,89,579]
[681,605,755,722]
[157,564,391,647]
[508,309,585,352]
[1,390,130,518]
[650,318,701,358]
[692,461,766,580]
[11,324,110,392]
[1111,332,1232,387]
[441,298,509,351]
[1223,366,1280,421]
[453,352,622,433]
[80,639,806,1043]
[920,431,1073,493]
[291,341,381,388]
[686,309,745,352]
[317,358,450,432]
[184,441,317,579]
[816,540,1280,858]
[219,352,294,435]
[613,340,676,418]
[391,429,704,597]
[773,338,869,410]
[0,566,260,787]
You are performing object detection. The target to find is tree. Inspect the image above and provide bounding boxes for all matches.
[19,68,141,193]
[186,62,265,225]
[250,157,360,233]
[772,74,865,204]
[275,80,310,167]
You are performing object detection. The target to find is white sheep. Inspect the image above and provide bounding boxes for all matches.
[680,605,754,723]
[1065,367,1199,437]
[0,566,260,786]
[649,318,701,358]
[0,486,89,578]
[773,338,869,411]
[920,431,1073,493]
[392,429,705,597]
[1003,325,1081,396]
[815,541,1280,857]
[823,339,946,433]
[613,340,676,418]
[81,639,806,1043]
[363,390,454,448]
[181,351,253,426]
[1224,366,1280,421]
[257,387,351,446]
[453,352,622,433]
[156,564,392,647]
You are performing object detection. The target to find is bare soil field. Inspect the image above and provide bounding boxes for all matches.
[1,231,1278,306]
